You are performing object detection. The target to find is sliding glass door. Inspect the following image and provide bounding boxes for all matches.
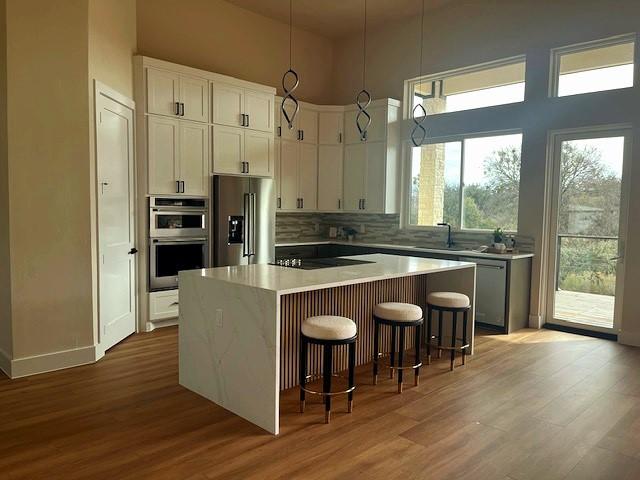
[547,128,631,333]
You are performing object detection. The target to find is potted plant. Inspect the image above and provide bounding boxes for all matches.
[492,228,506,251]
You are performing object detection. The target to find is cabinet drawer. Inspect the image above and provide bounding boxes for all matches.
[149,290,180,321]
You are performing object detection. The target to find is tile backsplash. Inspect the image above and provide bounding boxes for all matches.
[276,213,535,252]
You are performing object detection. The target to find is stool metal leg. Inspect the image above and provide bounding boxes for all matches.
[299,336,307,413]
[426,306,432,365]
[397,326,405,393]
[348,341,355,413]
[462,309,468,366]
[323,344,333,423]
[414,323,421,386]
[390,325,397,379]
[437,309,443,359]
[373,318,380,385]
[450,311,457,371]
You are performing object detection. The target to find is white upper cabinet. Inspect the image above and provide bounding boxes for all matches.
[278,140,300,211]
[148,115,208,196]
[342,99,401,213]
[146,67,209,123]
[244,130,273,177]
[213,83,274,133]
[298,143,318,211]
[179,122,209,196]
[297,108,318,144]
[344,104,387,144]
[318,111,344,145]
[179,76,209,123]
[212,125,244,175]
[244,91,274,133]
[146,69,179,118]
[148,116,179,195]
[317,144,343,211]
[212,84,244,127]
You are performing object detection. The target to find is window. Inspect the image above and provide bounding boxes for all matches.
[552,35,635,97]
[408,133,522,231]
[411,57,526,115]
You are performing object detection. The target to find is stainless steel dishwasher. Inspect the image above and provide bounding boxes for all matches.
[458,257,507,329]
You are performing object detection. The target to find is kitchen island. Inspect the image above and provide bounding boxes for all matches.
[179,254,476,434]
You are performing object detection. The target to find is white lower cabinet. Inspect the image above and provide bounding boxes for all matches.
[147,115,209,196]
[149,289,179,321]
[276,139,318,211]
[212,125,273,177]
[317,144,343,211]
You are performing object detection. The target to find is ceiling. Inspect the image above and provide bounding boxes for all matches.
[224,0,454,39]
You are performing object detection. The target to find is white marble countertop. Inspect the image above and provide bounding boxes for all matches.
[275,240,534,260]
[181,254,475,295]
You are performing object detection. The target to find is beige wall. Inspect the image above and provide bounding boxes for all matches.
[136,0,334,104]
[5,0,93,358]
[0,0,11,360]
[331,0,640,104]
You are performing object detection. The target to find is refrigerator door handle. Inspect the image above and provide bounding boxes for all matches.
[243,193,250,257]
[250,193,257,256]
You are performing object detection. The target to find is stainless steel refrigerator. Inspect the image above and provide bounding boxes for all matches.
[212,175,275,266]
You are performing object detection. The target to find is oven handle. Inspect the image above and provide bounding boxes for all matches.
[151,237,207,244]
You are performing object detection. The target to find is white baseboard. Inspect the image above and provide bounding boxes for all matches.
[529,314,544,329]
[146,317,178,332]
[0,347,11,378]
[618,330,640,347]
[9,345,98,379]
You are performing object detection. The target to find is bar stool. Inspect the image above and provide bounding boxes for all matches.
[372,302,423,393]
[426,292,471,371]
[299,315,357,424]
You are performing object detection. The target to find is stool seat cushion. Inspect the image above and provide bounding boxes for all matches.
[374,302,423,322]
[302,315,357,341]
[427,292,470,309]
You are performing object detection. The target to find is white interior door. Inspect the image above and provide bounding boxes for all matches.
[546,127,631,334]
[96,86,136,352]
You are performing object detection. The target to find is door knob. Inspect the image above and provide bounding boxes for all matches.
[128,248,138,255]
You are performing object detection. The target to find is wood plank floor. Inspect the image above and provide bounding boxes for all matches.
[1,327,639,479]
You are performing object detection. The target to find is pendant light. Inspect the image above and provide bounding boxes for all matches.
[281,0,299,130]
[411,0,428,147]
[355,0,371,142]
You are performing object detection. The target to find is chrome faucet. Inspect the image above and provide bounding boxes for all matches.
[437,222,454,248]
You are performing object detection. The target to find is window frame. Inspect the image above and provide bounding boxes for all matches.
[402,128,523,233]
[549,33,636,98]
[404,54,527,119]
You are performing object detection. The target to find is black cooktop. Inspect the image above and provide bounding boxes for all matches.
[272,257,375,270]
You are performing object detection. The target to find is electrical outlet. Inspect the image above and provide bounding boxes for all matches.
[359,224,366,234]
[216,309,223,327]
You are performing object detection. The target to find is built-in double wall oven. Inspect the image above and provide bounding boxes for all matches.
[149,197,209,291]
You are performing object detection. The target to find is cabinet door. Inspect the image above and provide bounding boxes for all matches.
[179,75,209,123]
[343,143,366,211]
[298,143,318,211]
[212,125,244,175]
[279,140,299,210]
[276,96,300,141]
[364,142,386,213]
[244,90,274,133]
[245,130,273,177]
[317,145,343,211]
[344,105,387,144]
[179,122,209,196]
[318,111,344,145]
[212,83,244,127]
[298,107,318,144]
[148,116,179,194]
[147,68,179,117]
